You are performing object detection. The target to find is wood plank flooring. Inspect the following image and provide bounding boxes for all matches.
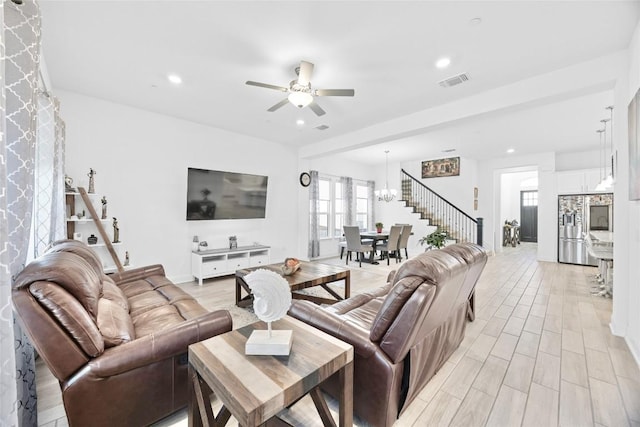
[36,243,640,426]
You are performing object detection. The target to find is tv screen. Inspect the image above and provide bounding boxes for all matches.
[186,168,268,220]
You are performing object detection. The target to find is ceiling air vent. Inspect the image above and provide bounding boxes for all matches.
[438,72,470,88]
[315,125,329,130]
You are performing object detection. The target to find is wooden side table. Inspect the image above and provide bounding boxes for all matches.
[188,316,354,427]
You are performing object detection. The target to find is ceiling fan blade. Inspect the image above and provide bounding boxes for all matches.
[267,98,290,112]
[297,61,314,86]
[308,101,326,117]
[315,89,355,97]
[246,81,289,92]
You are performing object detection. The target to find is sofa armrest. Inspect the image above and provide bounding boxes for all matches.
[109,264,166,285]
[87,309,232,377]
[288,300,377,358]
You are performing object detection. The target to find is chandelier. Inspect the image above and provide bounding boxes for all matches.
[375,150,397,202]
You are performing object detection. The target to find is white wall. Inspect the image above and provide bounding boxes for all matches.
[500,171,538,226]
[401,157,477,216]
[555,149,601,171]
[301,156,376,259]
[611,19,640,364]
[477,153,555,261]
[60,90,300,283]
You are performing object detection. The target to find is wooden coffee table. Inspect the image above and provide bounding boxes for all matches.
[235,261,350,307]
[188,316,354,427]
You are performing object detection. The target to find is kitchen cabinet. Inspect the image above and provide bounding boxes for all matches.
[557,168,603,194]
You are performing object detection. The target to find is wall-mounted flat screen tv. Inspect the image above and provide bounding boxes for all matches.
[186,168,268,220]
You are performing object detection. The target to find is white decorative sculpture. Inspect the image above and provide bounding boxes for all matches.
[244,269,293,355]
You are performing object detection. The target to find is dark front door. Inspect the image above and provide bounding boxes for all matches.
[520,190,538,242]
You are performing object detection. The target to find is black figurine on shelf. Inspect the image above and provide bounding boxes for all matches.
[101,196,107,219]
[112,217,120,243]
[124,251,130,266]
[88,168,96,193]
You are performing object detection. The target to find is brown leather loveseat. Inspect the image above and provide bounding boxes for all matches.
[288,242,487,427]
[12,240,232,427]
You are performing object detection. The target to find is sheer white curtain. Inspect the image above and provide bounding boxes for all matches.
[367,180,375,230]
[340,176,354,225]
[308,170,320,258]
[32,93,65,258]
[1,0,42,425]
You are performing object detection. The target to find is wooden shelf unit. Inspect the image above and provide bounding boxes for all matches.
[65,187,124,273]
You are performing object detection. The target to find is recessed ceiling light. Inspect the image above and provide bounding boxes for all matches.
[167,74,182,85]
[436,58,451,69]
[296,119,305,126]
[442,148,456,153]
[506,148,515,154]
[469,17,482,26]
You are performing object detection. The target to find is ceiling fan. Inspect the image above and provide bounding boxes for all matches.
[246,60,355,117]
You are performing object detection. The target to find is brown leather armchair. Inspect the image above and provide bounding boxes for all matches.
[288,242,487,427]
[12,240,232,427]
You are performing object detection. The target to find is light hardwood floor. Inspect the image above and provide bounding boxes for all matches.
[37,243,640,426]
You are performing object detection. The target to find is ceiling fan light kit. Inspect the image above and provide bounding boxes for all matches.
[288,91,313,108]
[246,60,355,116]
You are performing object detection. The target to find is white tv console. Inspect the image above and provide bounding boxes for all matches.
[191,245,271,286]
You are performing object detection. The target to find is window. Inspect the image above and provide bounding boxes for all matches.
[355,184,369,230]
[334,182,344,237]
[312,175,372,239]
[522,191,538,206]
[316,178,331,238]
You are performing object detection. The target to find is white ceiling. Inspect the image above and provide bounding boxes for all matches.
[39,1,639,165]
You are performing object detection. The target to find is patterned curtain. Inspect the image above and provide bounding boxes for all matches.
[52,99,66,243]
[367,180,375,231]
[1,1,42,425]
[308,170,320,258]
[340,176,353,225]
[33,93,65,258]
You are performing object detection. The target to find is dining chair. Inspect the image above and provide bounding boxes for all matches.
[397,224,413,260]
[339,233,373,260]
[343,225,374,267]
[377,225,403,265]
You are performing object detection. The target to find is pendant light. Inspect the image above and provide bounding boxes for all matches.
[595,128,606,191]
[602,106,614,187]
[596,110,613,191]
[375,150,397,202]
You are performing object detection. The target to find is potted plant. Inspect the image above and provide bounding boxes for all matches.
[375,222,383,233]
[418,227,448,250]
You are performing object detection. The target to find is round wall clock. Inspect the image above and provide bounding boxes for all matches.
[299,172,311,187]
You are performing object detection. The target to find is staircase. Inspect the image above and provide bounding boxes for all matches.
[400,169,482,245]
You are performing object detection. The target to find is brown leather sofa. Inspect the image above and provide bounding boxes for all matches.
[12,240,232,427]
[288,242,487,427]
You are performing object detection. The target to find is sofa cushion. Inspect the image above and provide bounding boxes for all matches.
[97,298,135,347]
[30,281,104,357]
[370,276,423,342]
[102,277,129,312]
[132,305,187,337]
[118,279,155,298]
[14,252,102,320]
[47,239,105,280]
[128,290,170,317]
[173,299,210,320]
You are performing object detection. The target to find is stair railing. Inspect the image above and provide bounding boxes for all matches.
[400,169,482,245]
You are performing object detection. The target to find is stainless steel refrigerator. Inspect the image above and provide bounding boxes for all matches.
[558,194,613,266]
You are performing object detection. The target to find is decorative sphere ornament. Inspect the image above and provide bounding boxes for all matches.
[245,269,291,323]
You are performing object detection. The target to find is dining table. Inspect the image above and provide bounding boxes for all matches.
[359,230,390,264]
